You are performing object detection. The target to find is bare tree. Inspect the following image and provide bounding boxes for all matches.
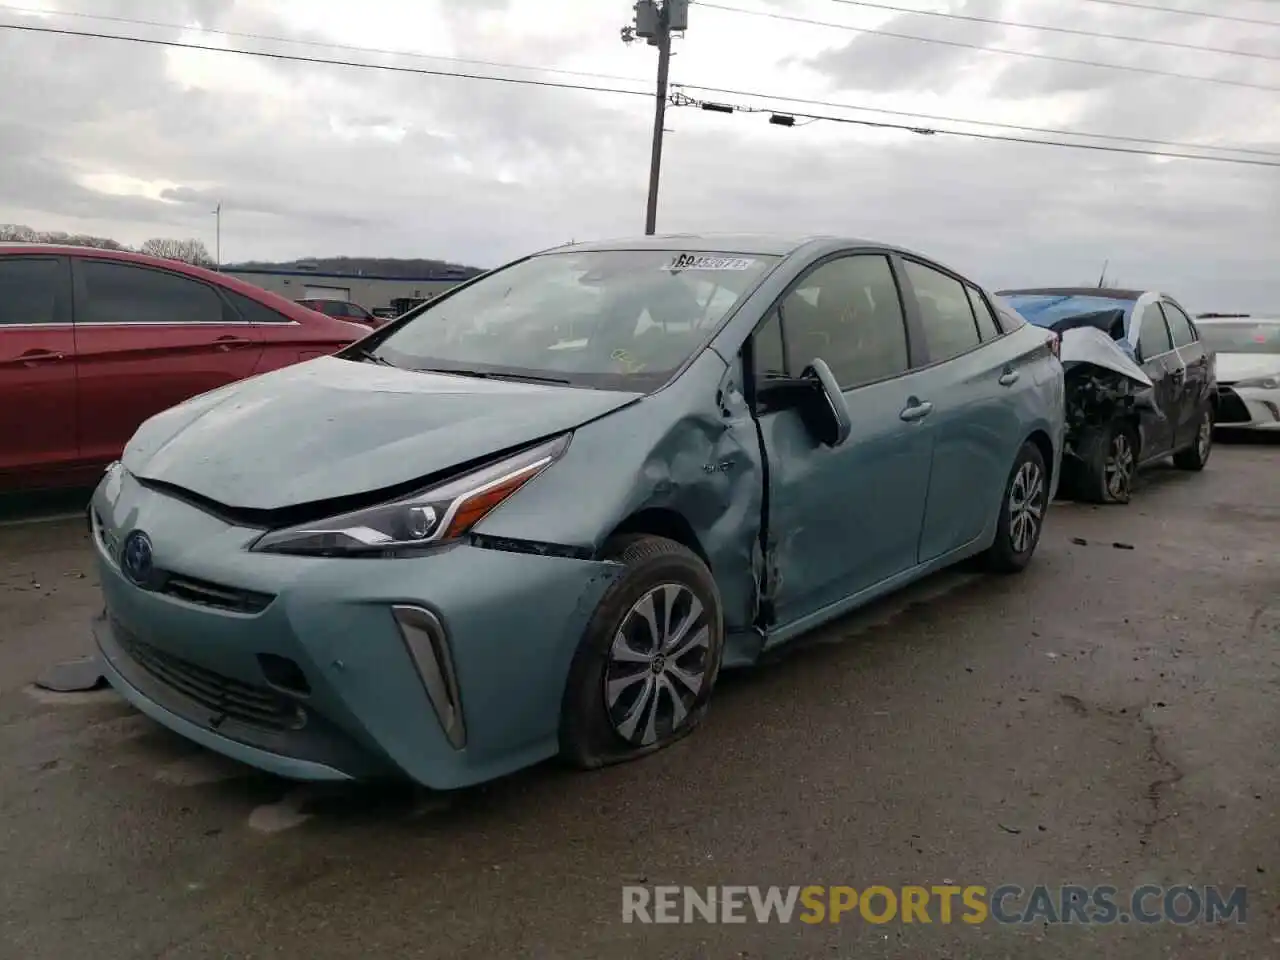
[140,237,215,267]
[0,224,38,242]
[1,224,130,250]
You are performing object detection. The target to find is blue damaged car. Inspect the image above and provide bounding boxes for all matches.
[89,235,1065,788]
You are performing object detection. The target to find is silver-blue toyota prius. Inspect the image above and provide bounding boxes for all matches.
[89,234,1065,788]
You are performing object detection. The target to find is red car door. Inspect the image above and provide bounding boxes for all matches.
[0,254,77,484]
[71,256,264,464]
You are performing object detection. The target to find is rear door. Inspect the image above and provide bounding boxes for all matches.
[897,257,1031,563]
[1133,301,1178,460]
[752,251,935,634]
[1161,299,1209,446]
[0,255,77,476]
[71,257,264,463]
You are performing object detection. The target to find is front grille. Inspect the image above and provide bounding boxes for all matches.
[118,627,306,732]
[160,574,275,614]
[1217,386,1251,423]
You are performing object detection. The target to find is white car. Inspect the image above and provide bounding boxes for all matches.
[1197,315,1280,432]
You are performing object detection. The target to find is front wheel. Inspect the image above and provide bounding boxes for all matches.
[560,535,725,770]
[1076,421,1137,504]
[983,441,1049,574]
[1173,406,1213,471]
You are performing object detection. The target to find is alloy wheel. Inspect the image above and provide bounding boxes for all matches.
[604,583,711,747]
[1105,433,1134,500]
[1197,412,1212,461]
[1008,460,1045,554]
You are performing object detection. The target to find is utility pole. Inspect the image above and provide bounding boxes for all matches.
[624,1,688,235]
[213,202,222,270]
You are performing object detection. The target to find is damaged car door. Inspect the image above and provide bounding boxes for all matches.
[1134,301,1180,458]
[748,252,933,634]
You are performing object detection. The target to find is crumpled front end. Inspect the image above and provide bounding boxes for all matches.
[89,466,624,789]
[1058,326,1160,459]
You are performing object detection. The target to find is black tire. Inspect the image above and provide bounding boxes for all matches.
[559,534,725,770]
[983,441,1050,574]
[1172,404,1213,471]
[1076,421,1138,505]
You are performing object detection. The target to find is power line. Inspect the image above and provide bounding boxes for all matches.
[0,22,655,98]
[1026,0,1280,28]
[674,83,1280,158]
[6,15,1277,170]
[826,0,1280,61]
[696,2,1280,92]
[672,91,1280,167]
[0,5,650,86]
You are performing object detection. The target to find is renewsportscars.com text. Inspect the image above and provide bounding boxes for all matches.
[621,884,1248,925]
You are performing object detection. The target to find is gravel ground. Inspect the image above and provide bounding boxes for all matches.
[0,441,1276,959]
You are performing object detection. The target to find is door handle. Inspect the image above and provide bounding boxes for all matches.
[2,349,65,367]
[213,336,253,351]
[899,400,933,422]
[998,370,1020,386]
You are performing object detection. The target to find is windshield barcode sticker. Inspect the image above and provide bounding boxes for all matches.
[666,254,756,272]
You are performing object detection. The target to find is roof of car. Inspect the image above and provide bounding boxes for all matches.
[545,234,831,256]
[0,243,363,331]
[996,286,1149,300]
[1196,314,1280,324]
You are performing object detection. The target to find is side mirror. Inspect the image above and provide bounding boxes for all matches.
[804,358,852,447]
[755,357,852,447]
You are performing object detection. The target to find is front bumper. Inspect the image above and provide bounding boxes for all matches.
[1216,384,1280,431]
[90,472,622,789]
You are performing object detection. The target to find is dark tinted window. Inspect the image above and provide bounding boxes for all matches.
[904,260,982,362]
[966,285,1002,340]
[1161,302,1197,348]
[229,290,294,324]
[0,258,59,326]
[1138,303,1173,359]
[80,260,226,325]
[752,309,786,380]
[779,254,909,389]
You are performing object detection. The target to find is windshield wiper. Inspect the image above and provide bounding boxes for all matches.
[418,367,573,386]
[351,347,396,367]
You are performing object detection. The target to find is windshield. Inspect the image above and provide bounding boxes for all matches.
[999,293,1135,331]
[365,249,779,390]
[1198,321,1280,355]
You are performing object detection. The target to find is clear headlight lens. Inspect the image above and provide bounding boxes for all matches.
[250,434,570,557]
[1235,375,1280,390]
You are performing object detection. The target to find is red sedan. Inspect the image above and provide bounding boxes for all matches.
[0,244,367,493]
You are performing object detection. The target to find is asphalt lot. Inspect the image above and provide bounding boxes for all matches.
[1,440,1276,959]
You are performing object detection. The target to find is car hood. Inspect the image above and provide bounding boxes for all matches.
[123,356,642,510]
[1059,326,1152,387]
[1215,353,1279,384]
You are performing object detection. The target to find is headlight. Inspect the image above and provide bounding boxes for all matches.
[1236,375,1280,390]
[250,434,571,557]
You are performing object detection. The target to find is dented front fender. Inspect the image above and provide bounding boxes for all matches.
[471,350,765,632]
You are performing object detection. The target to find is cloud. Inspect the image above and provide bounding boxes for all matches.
[0,0,1277,311]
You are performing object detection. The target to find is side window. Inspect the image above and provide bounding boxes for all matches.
[1138,303,1173,359]
[965,285,1002,341]
[752,309,787,380]
[903,260,982,362]
[777,254,909,389]
[226,290,294,324]
[1161,302,1197,348]
[79,260,226,325]
[0,258,59,325]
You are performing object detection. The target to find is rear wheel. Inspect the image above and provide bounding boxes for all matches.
[1173,405,1213,471]
[1077,421,1137,504]
[560,535,724,770]
[983,441,1049,574]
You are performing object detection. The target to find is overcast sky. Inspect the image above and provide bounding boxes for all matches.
[1,0,1277,311]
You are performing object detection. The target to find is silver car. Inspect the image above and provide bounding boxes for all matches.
[1197,316,1280,432]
